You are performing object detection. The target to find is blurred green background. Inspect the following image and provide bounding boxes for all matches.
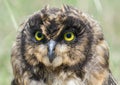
[0,0,120,84]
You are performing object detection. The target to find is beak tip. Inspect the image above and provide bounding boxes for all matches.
[47,40,56,63]
[48,52,55,63]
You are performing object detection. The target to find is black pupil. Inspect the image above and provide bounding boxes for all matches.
[37,32,42,37]
[66,33,71,38]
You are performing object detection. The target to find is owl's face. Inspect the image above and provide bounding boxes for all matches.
[19,6,102,68]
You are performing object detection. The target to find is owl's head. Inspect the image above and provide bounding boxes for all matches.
[17,5,105,69]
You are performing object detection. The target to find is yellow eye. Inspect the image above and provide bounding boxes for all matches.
[35,31,44,41]
[64,32,75,42]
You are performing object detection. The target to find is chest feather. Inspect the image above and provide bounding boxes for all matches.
[47,72,82,85]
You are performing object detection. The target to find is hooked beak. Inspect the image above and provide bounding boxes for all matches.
[47,40,56,63]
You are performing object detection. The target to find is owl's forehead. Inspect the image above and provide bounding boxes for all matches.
[27,6,85,39]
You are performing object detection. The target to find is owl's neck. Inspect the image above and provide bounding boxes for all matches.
[33,63,84,82]
[46,71,83,85]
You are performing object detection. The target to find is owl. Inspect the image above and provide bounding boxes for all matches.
[11,5,117,85]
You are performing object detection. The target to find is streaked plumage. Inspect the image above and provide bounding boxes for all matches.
[11,5,117,85]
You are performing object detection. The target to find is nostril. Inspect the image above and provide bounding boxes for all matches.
[48,40,56,51]
[48,46,55,52]
[53,47,55,51]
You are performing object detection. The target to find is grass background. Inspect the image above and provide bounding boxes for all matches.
[0,0,120,84]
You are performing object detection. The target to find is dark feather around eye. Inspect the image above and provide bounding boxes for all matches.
[28,14,43,27]
[26,13,43,36]
[63,16,86,36]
